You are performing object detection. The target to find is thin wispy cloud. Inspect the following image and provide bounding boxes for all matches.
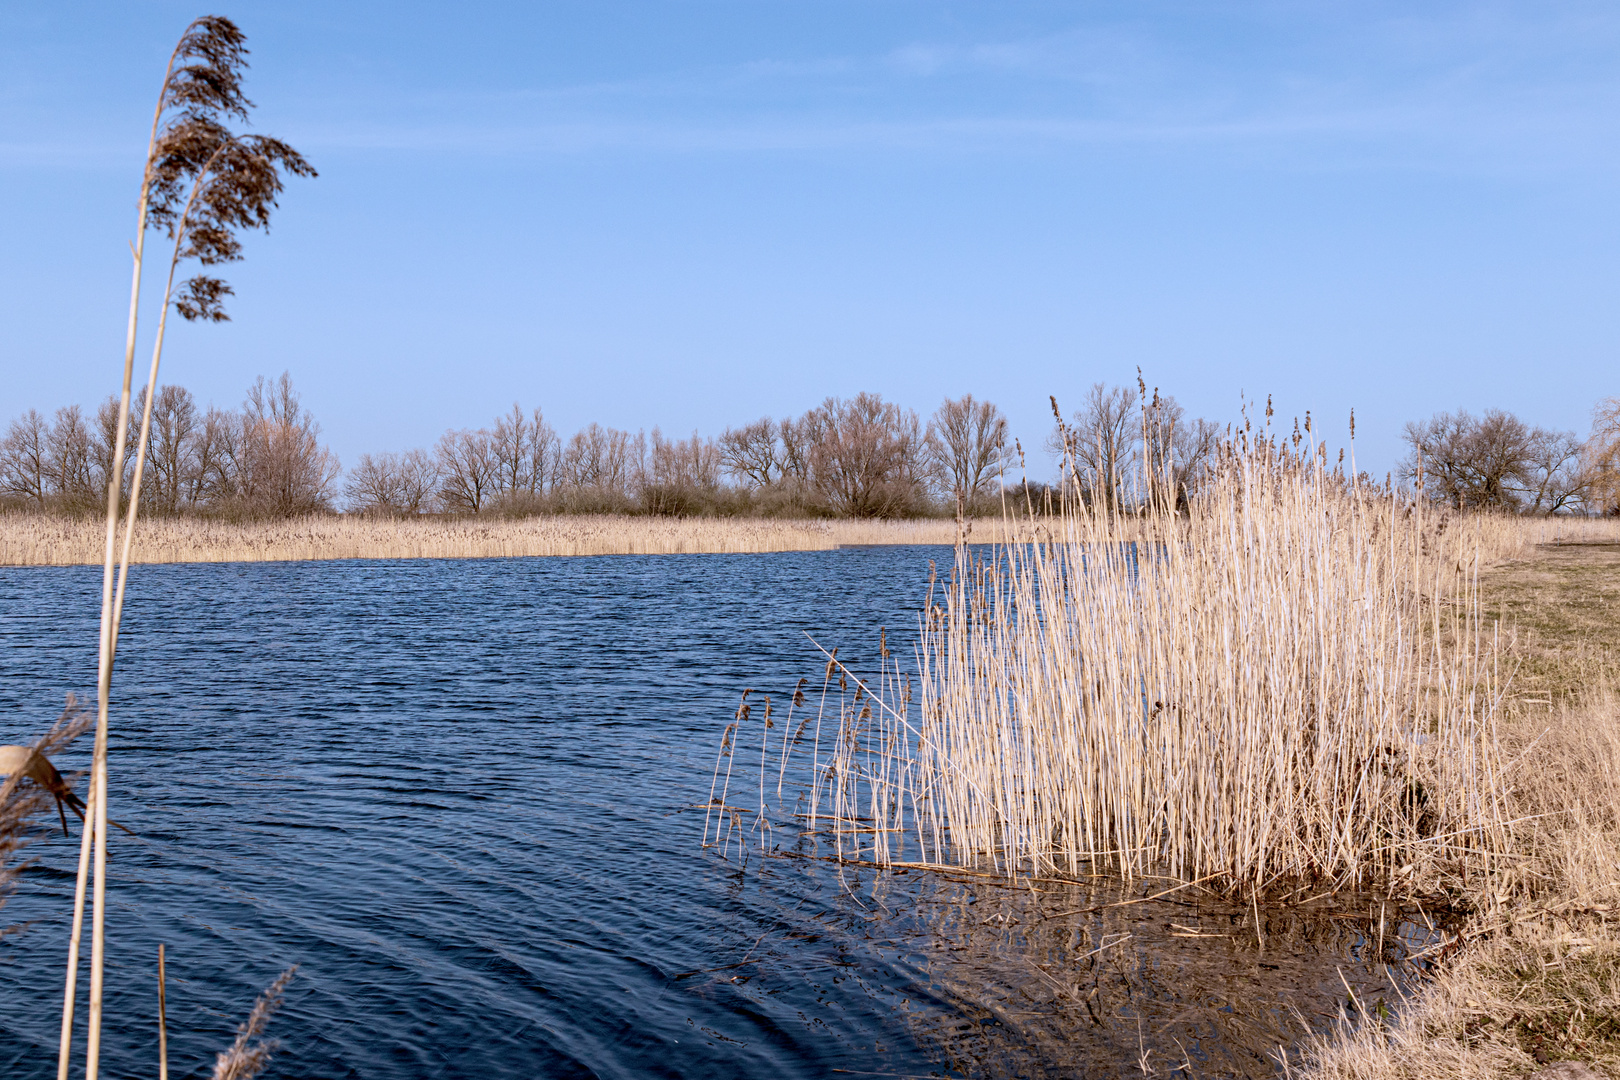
[5,5,1620,173]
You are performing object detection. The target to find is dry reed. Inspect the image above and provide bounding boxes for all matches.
[210,965,297,1080]
[0,513,968,566]
[719,429,1551,900]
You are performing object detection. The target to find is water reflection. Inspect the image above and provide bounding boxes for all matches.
[695,850,1439,1079]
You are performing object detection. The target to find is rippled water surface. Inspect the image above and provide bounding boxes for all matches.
[0,549,1431,1079]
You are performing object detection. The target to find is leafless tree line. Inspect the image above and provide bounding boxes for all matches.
[1045,382,1223,512]
[1400,398,1620,515]
[347,392,1014,518]
[0,371,338,518]
[17,374,1606,521]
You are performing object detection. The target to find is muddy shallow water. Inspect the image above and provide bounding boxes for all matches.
[0,548,1436,1078]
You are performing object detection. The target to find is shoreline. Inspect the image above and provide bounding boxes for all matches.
[0,513,975,567]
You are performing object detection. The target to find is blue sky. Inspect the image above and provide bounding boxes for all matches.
[3,1,1618,479]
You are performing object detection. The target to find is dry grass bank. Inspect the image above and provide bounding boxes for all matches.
[0,513,970,566]
[1300,540,1620,1079]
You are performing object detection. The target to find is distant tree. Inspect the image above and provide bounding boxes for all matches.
[236,372,341,517]
[1142,392,1219,512]
[491,404,531,496]
[927,394,1008,508]
[808,393,927,517]
[0,409,51,508]
[92,395,137,507]
[1050,384,1139,511]
[718,418,781,489]
[1401,408,1540,511]
[188,405,242,507]
[141,385,199,514]
[643,429,721,514]
[437,428,499,514]
[45,405,97,509]
[489,403,560,503]
[561,423,639,499]
[1522,427,1588,514]
[524,407,561,496]
[1587,396,1620,516]
[778,415,818,494]
[346,449,441,516]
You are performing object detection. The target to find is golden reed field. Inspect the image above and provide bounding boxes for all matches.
[0,513,973,566]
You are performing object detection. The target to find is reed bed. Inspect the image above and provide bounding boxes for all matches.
[0,513,969,566]
[715,433,1537,899]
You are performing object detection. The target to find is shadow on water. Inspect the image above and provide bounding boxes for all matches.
[0,548,1445,1079]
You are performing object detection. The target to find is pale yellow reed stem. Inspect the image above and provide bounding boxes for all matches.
[157,943,168,1080]
[56,779,97,1080]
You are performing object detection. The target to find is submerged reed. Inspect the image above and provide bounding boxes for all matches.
[720,425,1568,899]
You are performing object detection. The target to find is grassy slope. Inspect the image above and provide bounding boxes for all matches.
[1486,541,1620,707]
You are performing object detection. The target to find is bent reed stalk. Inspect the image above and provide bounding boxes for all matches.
[721,424,1549,899]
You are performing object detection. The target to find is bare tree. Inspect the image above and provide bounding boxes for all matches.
[437,428,498,513]
[1522,428,1588,514]
[46,406,97,509]
[488,402,560,506]
[927,394,1008,506]
[1587,396,1620,516]
[92,395,136,507]
[808,393,927,517]
[1051,384,1140,511]
[345,449,441,516]
[524,407,560,497]
[718,418,781,489]
[491,404,531,497]
[142,385,199,514]
[236,372,341,517]
[0,410,51,508]
[1401,408,1536,510]
[644,429,721,514]
[778,415,818,493]
[562,423,639,499]
[188,405,241,507]
[1142,392,1219,512]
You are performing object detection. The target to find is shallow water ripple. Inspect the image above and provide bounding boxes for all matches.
[0,549,1427,1079]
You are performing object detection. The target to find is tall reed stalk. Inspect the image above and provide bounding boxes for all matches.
[60,18,311,1079]
[739,419,1515,899]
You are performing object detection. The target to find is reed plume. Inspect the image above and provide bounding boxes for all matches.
[211,966,298,1080]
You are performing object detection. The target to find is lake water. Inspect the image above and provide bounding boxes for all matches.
[0,549,1434,1079]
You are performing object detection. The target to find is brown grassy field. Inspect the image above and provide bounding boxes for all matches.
[0,513,971,566]
[1301,539,1620,1079]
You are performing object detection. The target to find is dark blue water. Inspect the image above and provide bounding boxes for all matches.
[0,549,1431,1079]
